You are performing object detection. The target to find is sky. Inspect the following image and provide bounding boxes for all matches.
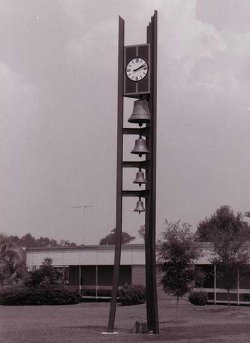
[1,0,250,245]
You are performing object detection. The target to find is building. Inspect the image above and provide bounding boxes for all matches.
[195,242,250,305]
[26,242,250,304]
[26,244,145,298]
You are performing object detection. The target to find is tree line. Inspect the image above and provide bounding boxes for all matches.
[0,233,78,248]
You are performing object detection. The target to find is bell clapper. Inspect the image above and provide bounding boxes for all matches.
[139,135,142,157]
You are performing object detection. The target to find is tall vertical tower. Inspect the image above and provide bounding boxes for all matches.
[107,11,159,334]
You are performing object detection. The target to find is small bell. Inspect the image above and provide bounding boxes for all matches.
[134,198,145,214]
[131,136,149,157]
[133,169,146,186]
[128,99,150,126]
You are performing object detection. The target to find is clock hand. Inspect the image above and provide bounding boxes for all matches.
[133,64,147,72]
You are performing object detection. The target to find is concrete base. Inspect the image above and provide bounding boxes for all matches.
[132,321,149,334]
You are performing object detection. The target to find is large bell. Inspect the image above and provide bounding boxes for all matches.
[131,136,149,157]
[134,198,145,214]
[133,169,146,186]
[128,100,150,126]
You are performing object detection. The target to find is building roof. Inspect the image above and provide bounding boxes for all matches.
[26,244,145,267]
[26,242,250,267]
[26,243,145,252]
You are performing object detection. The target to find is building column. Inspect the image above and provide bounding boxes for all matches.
[63,266,65,281]
[237,268,240,306]
[79,265,81,296]
[96,265,98,301]
[214,265,217,304]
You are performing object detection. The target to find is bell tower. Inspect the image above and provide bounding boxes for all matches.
[107,11,159,334]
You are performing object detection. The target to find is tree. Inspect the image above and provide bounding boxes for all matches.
[59,239,77,247]
[20,233,38,247]
[138,225,145,241]
[196,205,248,242]
[241,212,250,240]
[25,258,62,288]
[99,229,135,245]
[0,234,26,286]
[158,221,203,320]
[196,206,249,306]
[1,232,77,248]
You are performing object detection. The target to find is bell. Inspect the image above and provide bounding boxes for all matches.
[134,198,145,214]
[131,137,149,157]
[133,169,146,186]
[128,100,150,126]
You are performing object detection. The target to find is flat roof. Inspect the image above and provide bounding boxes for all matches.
[26,244,146,267]
[26,243,145,252]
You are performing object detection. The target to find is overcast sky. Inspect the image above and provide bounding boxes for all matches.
[1,0,250,245]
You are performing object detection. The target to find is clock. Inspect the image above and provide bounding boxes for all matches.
[126,57,149,82]
[124,44,150,96]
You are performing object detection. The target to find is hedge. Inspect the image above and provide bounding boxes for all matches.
[0,285,80,305]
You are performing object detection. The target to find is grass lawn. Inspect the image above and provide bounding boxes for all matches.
[1,295,250,343]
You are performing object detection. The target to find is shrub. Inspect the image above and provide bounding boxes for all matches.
[188,291,207,306]
[0,285,80,305]
[119,284,146,306]
[24,258,63,288]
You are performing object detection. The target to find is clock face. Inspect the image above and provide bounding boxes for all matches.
[126,57,149,82]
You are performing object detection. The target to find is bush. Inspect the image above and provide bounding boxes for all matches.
[119,284,146,306]
[188,291,207,306]
[24,258,63,288]
[0,285,80,305]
